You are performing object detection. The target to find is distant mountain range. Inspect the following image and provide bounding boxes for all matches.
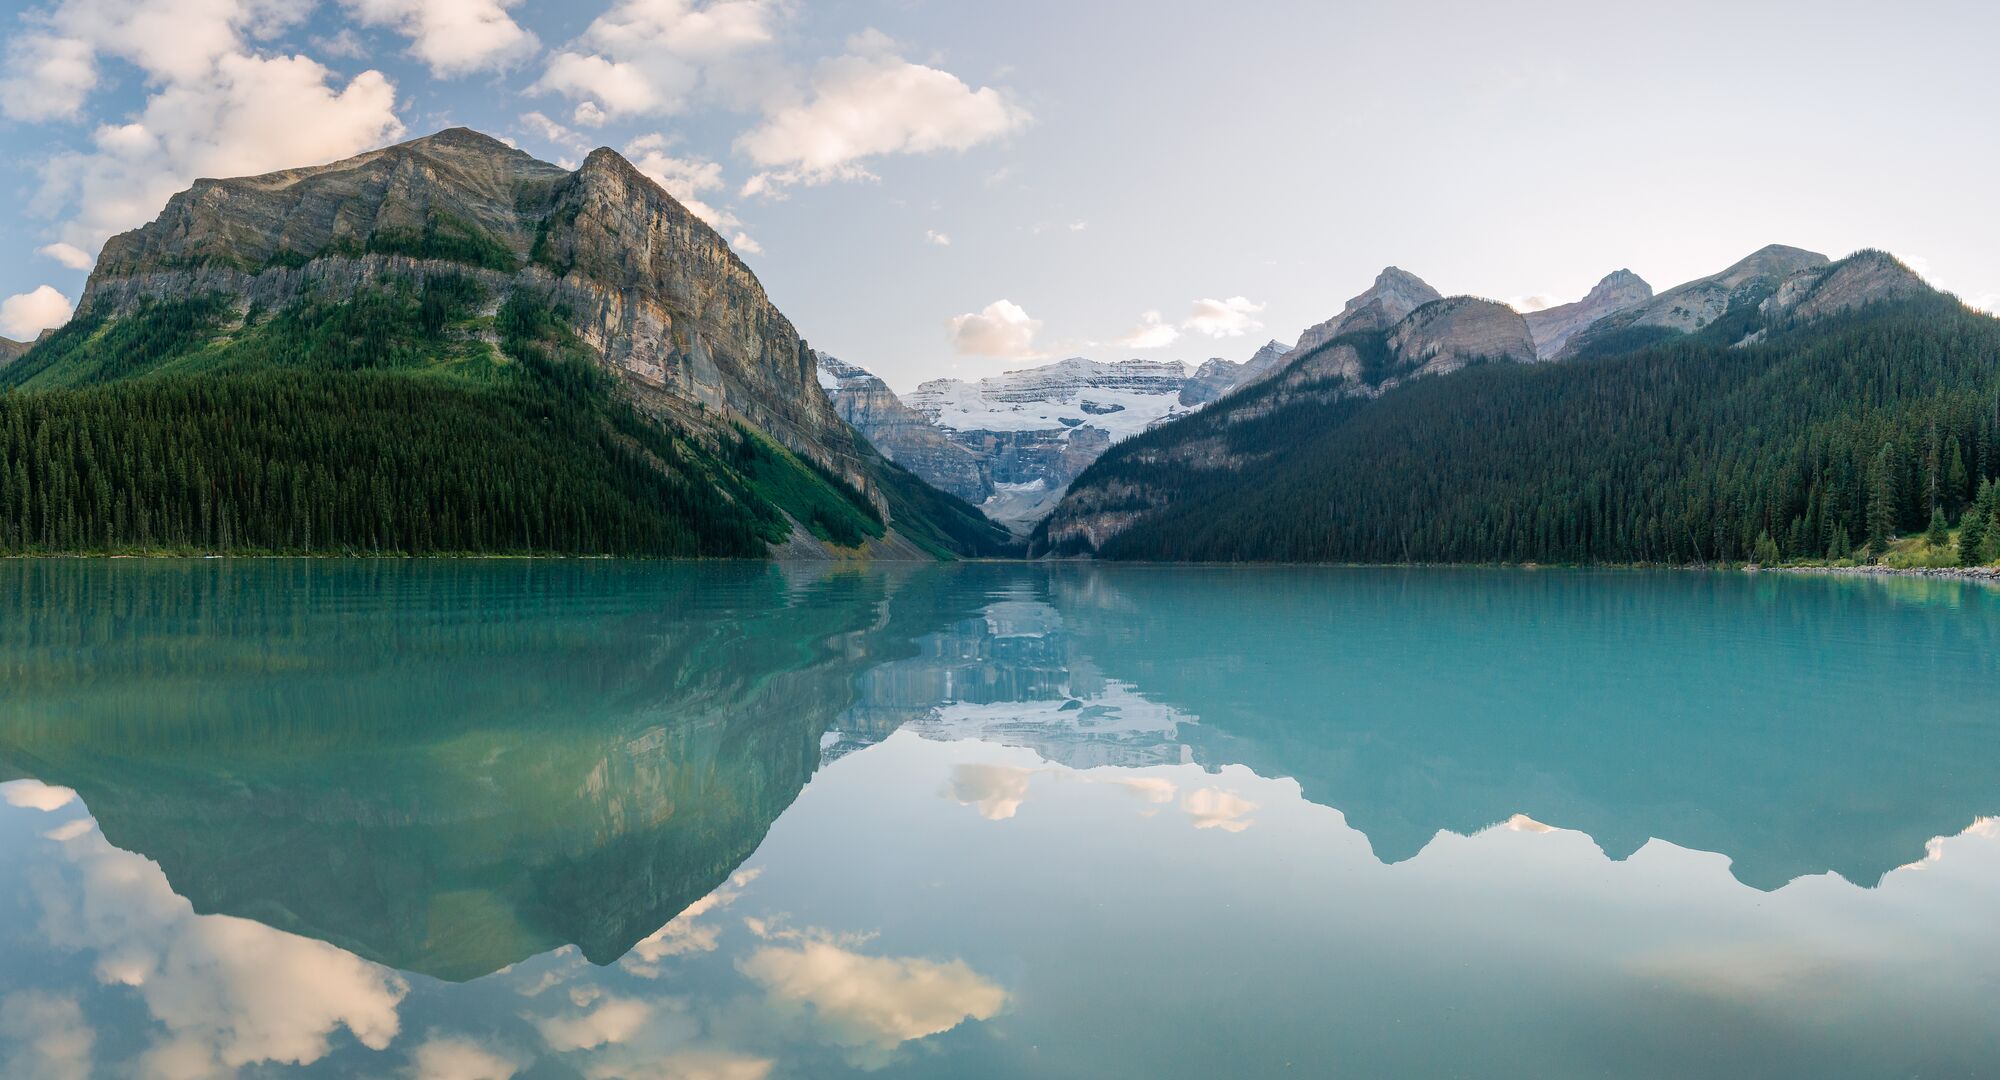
[0,128,1009,559]
[821,344,1287,531]
[1040,245,2000,564]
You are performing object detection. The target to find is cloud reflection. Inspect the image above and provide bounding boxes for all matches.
[0,991,94,1080]
[33,819,408,1074]
[737,925,1007,1067]
[1,778,78,812]
[945,763,1039,821]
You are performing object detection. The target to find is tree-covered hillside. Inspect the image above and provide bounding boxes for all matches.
[0,276,1010,557]
[1043,294,2000,565]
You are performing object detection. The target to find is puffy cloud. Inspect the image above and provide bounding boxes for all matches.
[945,764,1037,821]
[1117,310,1180,350]
[535,0,780,121]
[342,0,539,77]
[948,299,1043,359]
[1181,296,1266,339]
[3,779,80,811]
[0,34,97,121]
[1183,787,1258,832]
[624,134,759,254]
[4,0,312,91]
[533,997,652,1052]
[1108,776,1178,805]
[624,868,761,975]
[408,1035,524,1080]
[0,991,94,1080]
[1508,294,1559,313]
[0,286,73,339]
[6,0,404,249]
[34,823,408,1073]
[36,242,95,270]
[737,33,1029,191]
[738,930,1006,1067]
[41,51,402,248]
[925,229,951,247]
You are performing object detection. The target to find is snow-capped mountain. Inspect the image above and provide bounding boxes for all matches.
[823,350,1277,531]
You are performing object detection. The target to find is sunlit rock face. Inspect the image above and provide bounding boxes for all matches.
[84,128,866,486]
[1522,269,1653,359]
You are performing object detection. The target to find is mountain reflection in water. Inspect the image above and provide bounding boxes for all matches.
[0,561,1996,1077]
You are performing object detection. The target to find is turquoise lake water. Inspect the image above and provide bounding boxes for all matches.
[1,560,1997,1077]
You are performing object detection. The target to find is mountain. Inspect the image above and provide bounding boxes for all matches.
[1559,243,1829,359]
[1521,269,1652,359]
[0,336,26,367]
[1178,340,1289,406]
[0,128,1010,559]
[1040,247,2000,563]
[1284,267,1442,358]
[827,352,1281,533]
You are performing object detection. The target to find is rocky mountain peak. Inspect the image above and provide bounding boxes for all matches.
[1277,268,1444,367]
[1760,249,1936,323]
[1523,269,1654,360]
[1387,296,1535,377]
[0,336,27,368]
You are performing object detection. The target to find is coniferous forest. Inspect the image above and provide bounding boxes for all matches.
[1052,295,2000,565]
[0,277,1009,558]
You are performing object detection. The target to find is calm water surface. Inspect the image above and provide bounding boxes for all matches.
[1,561,1997,1078]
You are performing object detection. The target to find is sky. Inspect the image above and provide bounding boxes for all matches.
[2,0,1999,392]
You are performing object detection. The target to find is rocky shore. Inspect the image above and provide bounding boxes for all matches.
[1776,564,2000,584]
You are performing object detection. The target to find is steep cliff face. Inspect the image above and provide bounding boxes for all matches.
[84,128,854,480]
[1522,270,1652,359]
[16,127,1009,558]
[818,352,988,502]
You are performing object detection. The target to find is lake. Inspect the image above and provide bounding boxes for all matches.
[1,560,1997,1078]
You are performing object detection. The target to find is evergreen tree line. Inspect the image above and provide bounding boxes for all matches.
[1067,296,2000,565]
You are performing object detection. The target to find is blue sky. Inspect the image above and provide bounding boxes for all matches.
[4,0,1999,390]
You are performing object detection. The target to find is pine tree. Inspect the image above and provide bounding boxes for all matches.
[1753,530,1781,566]
[1944,436,1970,517]
[1962,479,1997,566]
[1829,520,1852,561]
[1926,506,1950,549]
[1867,442,1899,558]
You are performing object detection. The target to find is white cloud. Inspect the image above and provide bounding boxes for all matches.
[925,229,951,247]
[37,242,95,270]
[1508,294,1559,313]
[342,0,538,77]
[520,110,584,149]
[945,764,1037,821]
[0,992,94,1080]
[34,824,409,1073]
[0,286,74,339]
[623,134,759,254]
[1181,296,1266,339]
[1183,787,1258,832]
[532,997,652,1052]
[534,0,780,122]
[1068,221,1087,232]
[4,0,312,92]
[737,33,1029,191]
[624,868,760,975]
[41,51,402,249]
[737,929,1007,1067]
[1117,310,1180,350]
[408,1035,523,1080]
[0,34,97,121]
[947,299,1043,359]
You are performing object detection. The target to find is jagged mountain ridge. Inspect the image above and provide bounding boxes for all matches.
[822,343,1288,532]
[3,127,1010,558]
[1522,269,1653,359]
[0,337,26,367]
[1039,246,1981,562]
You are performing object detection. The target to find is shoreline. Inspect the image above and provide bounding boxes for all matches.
[1773,564,2000,584]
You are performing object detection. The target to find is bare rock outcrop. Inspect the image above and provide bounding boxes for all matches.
[1522,269,1652,359]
